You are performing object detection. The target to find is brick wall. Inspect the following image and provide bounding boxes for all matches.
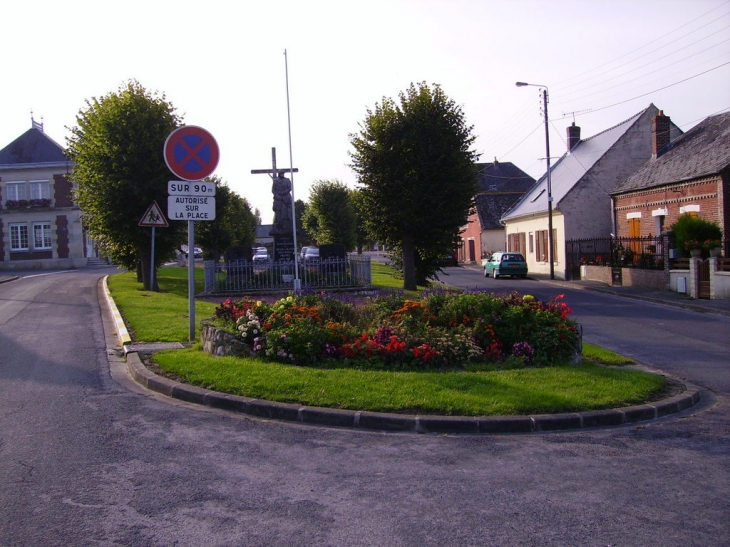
[614,176,723,237]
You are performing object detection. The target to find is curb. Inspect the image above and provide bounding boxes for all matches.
[103,275,131,347]
[124,351,701,434]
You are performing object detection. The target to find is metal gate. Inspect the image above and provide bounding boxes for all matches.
[698,259,711,299]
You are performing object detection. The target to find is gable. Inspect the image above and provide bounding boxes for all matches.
[502,104,661,222]
[0,127,69,167]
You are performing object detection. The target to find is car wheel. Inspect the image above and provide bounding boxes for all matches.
[484,268,488,277]
[493,269,499,279]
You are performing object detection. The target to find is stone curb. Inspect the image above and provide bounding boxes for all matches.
[124,351,701,434]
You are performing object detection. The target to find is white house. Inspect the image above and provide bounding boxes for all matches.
[500,104,681,279]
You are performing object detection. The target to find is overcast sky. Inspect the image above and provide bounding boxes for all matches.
[3,0,729,223]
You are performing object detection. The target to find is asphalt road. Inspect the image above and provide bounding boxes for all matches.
[0,267,728,547]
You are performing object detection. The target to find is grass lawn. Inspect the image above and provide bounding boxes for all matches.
[107,264,666,416]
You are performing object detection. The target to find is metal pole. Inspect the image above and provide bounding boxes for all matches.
[150,226,155,291]
[188,220,195,341]
[542,88,555,279]
[284,49,301,292]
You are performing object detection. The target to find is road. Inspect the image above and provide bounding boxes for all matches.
[0,267,728,546]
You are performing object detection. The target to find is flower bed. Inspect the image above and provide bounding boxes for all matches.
[205,290,582,369]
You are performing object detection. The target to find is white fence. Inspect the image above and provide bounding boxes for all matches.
[203,255,372,294]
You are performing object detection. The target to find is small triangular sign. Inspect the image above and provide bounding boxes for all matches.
[139,201,169,227]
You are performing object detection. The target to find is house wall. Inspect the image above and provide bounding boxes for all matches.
[613,175,726,241]
[0,167,86,269]
[561,109,659,240]
[505,212,567,278]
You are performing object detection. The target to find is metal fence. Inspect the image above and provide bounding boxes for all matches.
[203,255,372,294]
[566,235,668,280]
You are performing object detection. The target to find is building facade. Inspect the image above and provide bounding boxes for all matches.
[0,122,87,270]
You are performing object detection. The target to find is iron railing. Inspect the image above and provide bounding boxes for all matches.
[203,255,372,294]
[565,235,669,280]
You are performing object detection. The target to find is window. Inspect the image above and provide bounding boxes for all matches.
[29,180,50,200]
[10,224,29,251]
[535,229,556,262]
[508,232,527,254]
[33,223,52,249]
[6,181,26,201]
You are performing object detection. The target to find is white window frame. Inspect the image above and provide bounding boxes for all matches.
[10,224,29,251]
[29,180,50,200]
[33,222,53,250]
[6,181,26,201]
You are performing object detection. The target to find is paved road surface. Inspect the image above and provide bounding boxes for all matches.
[0,267,728,546]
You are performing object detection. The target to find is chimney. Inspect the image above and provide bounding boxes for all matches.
[652,110,671,158]
[567,122,581,152]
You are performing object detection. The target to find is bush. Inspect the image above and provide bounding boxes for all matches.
[671,214,722,257]
[215,290,580,370]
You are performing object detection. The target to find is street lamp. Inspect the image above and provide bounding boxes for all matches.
[516,81,554,279]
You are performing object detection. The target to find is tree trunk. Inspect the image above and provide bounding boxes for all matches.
[402,233,417,291]
[139,254,159,291]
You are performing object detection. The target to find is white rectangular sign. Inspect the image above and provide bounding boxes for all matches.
[168,180,217,196]
[167,195,216,221]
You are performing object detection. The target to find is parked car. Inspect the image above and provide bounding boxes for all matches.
[483,252,528,279]
[300,246,315,260]
[253,247,269,263]
[302,247,319,263]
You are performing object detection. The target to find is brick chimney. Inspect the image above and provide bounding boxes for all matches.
[566,122,581,152]
[652,110,671,158]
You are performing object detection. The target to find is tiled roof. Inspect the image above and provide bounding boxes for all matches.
[473,161,534,229]
[0,127,68,166]
[474,192,526,230]
[502,104,659,221]
[475,161,534,192]
[613,111,730,194]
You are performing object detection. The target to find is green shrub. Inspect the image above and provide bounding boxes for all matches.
[671,214,723,257]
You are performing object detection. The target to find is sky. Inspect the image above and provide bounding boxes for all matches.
[2,0,729,224]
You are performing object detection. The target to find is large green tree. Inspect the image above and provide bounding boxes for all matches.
[302,179,357,250]
[66,80,183,290]
[195,177,257,262]
[349,82,478,289]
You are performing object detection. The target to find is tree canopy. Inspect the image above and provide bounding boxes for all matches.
[195,177,257,262]
[302,179,357,250]
[349,82,478,289]
[66,80,183,289]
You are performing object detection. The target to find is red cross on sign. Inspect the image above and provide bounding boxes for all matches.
[164,126,220,181]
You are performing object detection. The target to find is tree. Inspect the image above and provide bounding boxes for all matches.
[349,82,478,289]
[294,199,315,248]
[349,188,370,254]
[66,80,183,290]
[195,177,257,262]
[302,179,357,250]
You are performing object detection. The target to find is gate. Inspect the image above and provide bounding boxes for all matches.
[698,259,711,299]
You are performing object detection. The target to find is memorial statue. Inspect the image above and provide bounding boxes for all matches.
[272,171,293,234]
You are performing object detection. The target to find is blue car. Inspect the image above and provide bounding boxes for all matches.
[483,252,528,279]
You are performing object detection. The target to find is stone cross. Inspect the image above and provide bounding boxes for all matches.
[250,147,298,181]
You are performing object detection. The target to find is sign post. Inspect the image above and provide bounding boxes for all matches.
[139,201,169,292]
[164,126,219,341]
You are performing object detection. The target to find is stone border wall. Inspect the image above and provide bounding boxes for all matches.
[200,321,254,357]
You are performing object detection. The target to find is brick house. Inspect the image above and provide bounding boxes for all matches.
[0,121,87,269]
[611,110,729,254]
[500,104,681,279]
[459,160,534,263]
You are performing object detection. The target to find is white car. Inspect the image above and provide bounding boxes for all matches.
[253,247,269,263]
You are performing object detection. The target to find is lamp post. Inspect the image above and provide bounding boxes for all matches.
[516,81,554,279]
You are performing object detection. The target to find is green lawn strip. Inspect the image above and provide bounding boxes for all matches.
[107,268,216,342]
[581,342,636,366]
[109,263,666,414]
[370,261,423,297]
[151,348,665,416]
